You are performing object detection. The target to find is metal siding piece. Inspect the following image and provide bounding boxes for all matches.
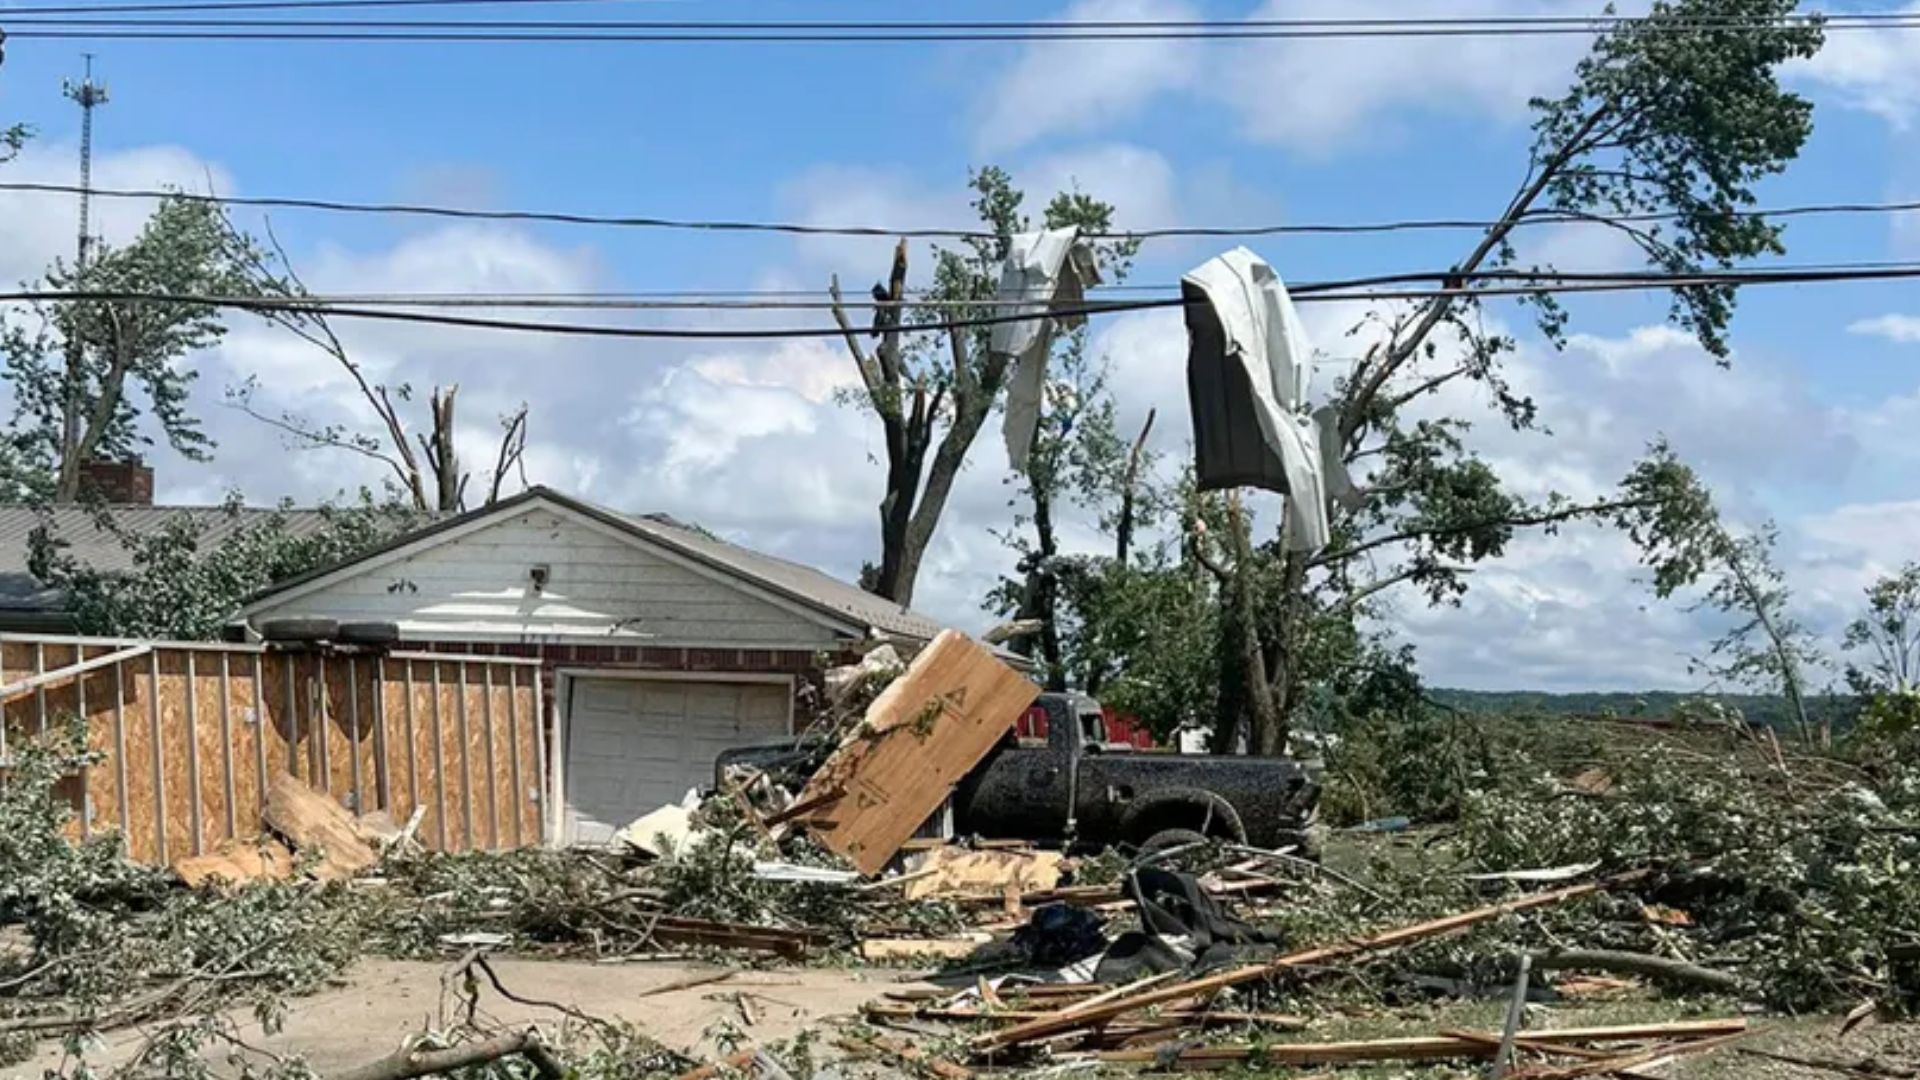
[430,661,448,851]
[184,651,203,856]
[219,652,237,840]
[148,651,167,863]
[113,661,130,837]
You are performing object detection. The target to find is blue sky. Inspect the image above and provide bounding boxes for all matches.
[1,0,1917,691]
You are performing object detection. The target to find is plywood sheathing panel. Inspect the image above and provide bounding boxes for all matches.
[35,643,87,834]
[224,653,265,832]
[353,658,381,816]
[122,653,163,864]
[484,665,511,848]
[376,660,416,827]
[513,674,541,845]
[318,656,350,805]
[406,660,445,852]
[190,651,232,855]
[435,661,468,852]
[260,652,295,785]
[153,650,196,861]
[801,631,1040,876]
[457,663,489,848]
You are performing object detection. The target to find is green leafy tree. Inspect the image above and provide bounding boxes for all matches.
[27,492,424,639]
[829,169,1135,607]
[1200,0,1823,754]
[0,197,262,502]
[1618,442,1824,744]
[1843,563,1920,737]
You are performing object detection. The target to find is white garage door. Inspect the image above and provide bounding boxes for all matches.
[565,677,790,846]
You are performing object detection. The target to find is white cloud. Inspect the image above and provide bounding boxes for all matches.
[1849,313,1920,344]
[0,143,234,287]
[972,0,1202,155]
[1795,4,1920,128]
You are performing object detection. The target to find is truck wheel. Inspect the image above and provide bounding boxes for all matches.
[1139,828,1211,857]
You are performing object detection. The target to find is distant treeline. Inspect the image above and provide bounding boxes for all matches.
[1429,688,1861,733]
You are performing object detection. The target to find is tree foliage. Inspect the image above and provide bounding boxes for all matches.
[1845,562,1920,737]
[833,168,1135,606]
[27,492,424,639]
[0,197,261,502]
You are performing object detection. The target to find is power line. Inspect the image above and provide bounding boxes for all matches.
[8,264,1919,341]
[2,180,1915,242]
[0,13,1904,42]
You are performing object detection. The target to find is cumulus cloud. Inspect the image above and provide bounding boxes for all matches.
[1794,3,1920,128]
[1849,314,1920,344]
[0,143,234,287]
[971,0,1203,155]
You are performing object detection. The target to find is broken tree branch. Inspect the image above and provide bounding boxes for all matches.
[335,1029,565,1080]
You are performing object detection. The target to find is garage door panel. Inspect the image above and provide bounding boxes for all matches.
[566,677,790,845]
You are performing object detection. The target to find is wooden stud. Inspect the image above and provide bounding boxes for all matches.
[184,651,204,857]
[505,666,523,848]
[33,642,46,733]
[403,660,420,829]
[535,669,551,846]
[481,664,499,848]
[113,660,130,837]
[430,661,448,851]
[315,655,330,793]
[456,663,474,849]
[346,657,363,813]
[148,651,167,863]
[76,646,90,838]
[373,657,391,811]
[285,656,301,781]
[252,654,268,815]
[219,652,237,841]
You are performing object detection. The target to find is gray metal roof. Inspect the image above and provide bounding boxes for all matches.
[0,504,335,578]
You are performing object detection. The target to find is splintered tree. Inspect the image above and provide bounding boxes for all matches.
[1191,0,1824,754]
[0,197,256,503]
[828,170,1134,607]
[225,225,530,513]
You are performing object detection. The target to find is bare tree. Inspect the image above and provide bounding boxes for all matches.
[225,225,531,512]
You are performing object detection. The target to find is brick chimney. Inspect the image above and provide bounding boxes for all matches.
[77,459,155,506]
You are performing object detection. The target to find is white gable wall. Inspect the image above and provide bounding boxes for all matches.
[243,505,852,648]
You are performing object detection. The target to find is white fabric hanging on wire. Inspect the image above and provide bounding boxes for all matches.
[992,227,1102,471]
[1182,246,1349,553]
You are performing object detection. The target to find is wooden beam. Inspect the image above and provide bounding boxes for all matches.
[971,874,1640,1052]
[0,644,152,705]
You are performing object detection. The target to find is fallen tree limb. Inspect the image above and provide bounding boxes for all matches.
[335,1029,564,1080]
[972,873,1642,1052]
[1530,948,1750,995]
[1510,1031,1747,1080]
[1737,1047,1920,1078]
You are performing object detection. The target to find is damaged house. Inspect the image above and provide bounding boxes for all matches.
[230,487,956,846]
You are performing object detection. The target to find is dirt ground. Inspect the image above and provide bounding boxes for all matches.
[15,956,925,1078]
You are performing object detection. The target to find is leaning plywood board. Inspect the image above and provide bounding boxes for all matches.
[264,772,379,880]
[800,631,1039,876]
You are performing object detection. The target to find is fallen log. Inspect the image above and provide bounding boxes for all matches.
[971,873,1640,1052]
[335,1029,564,1080]
[1530,948,1750,996]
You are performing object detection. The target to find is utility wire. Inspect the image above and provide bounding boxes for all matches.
[0,5,1895,21]
[9,265,1920,341]
[3,180,1915,242]
[0,14,1906,41]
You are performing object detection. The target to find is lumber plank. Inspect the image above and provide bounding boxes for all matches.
[800,631,1039,875]
[971,874,1637,1052]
